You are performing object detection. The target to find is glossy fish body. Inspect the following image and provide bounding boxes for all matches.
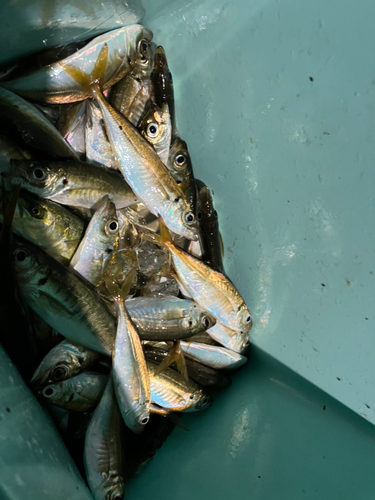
[144,345,231,390]
[162,238,252,333]
[31,340,101,388]
[151,46,176,138]
[197,184,224,274]
[1,25,153,103]
[41,371,107,411]
[0,189,85,264]
[8,159,138,209]
[126,296,215,340]
[167,138,196,213]
[13,238,116,355]
[84,375,125,500]
[86,100,117,169]
[147,361,212,412]
[140,103,172,165]
[70,197,119,285]
[0,87,78,159]
[59,101,87,155]
[113,300,150,434]
[180,341,247,370]
[207,321,250,354]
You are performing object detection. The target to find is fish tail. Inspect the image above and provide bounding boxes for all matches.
[105,267,136,303]
[139,217,172,248]
[1,177,20,231]
[60,43,108,96]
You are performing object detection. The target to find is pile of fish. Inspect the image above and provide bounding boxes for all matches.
[0,22,252,500]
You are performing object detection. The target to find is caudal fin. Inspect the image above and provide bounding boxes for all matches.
[60,43,108,96]
[105,267,136,303]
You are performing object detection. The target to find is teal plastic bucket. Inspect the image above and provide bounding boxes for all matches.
[1,0,375,498]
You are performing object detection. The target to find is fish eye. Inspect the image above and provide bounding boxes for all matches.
[202,317,210,329]
[42,386,55,398]
[197,212,202,220]
[52,366,67,381]
[32,167,47,181]
[246,315,251,323]
[201,396,209,406]
[189,394,194,400]
[106,219,119,234]
[147,123,158,137]
[14,248,30,267]
[141,40,148,52]
[184,211,195,225]
[174,154,186,167]
[30,205,45,219]
[140,416,149,425]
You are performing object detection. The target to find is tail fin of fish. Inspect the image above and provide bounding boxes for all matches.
[60,43,108,96]
[154,340,189,382]
[140,217,173,248]
[105,267,136,303]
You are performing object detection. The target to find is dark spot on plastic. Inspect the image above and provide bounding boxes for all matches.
[336,377,341,381]
[321,283,325,287]
[38,277,47,286]
[258,476,261,479]
[365,404,370,409]
[323,405,326,410]
[346,279,350,285]
[309,76,314,81]
[5,407,10,413]
[365,317,368,320]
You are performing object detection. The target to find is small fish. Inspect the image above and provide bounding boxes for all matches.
[8,159,138,209]
[0,189,85,264]
[108,269,151,434]
[196,183,225,274]
[148,360,212,412]
[59,101,87,155]
[207,321,250,354]
[13,237,117,355]
[180,341,247,370]
[0,87,78,159]
[31,339,101,388]
[143,222,252,334]
[84,374,125,500]
[70,197,119,286]
[167,138,197,213]
[86,100,117,169]
[139,103,172,165]
[60,43,198,241]
[1,25,153,103]
[144,345,231,390]
[41,371,107,412]
[126,296,215,341]
[151,46,176,138]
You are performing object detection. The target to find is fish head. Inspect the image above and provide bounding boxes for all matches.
[167,138,190,184]
[8,160,65,197]
[185,389,213,412]
[235,303,253,333]
[12,237,45,285]
[95,472,124,500]
[186,304,216,334]
[140,103,171,150]
[166,197,199,241]
[91,196,120,249]
[128,26,153,75]
[30,344,79,388]
[41,381,65,405]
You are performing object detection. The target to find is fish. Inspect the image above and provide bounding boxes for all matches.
[59,101,87,155]
[167,138,197,213]
[110,38,153,126]
[13,237,117,355]
[70,197,119,286]
[41,371,107,412]
[0,133,29,175]
[1,25,153,103]
[7,159,138,209]
[60,43,198,241]
[126,296,216,341]
[0,185,37,380]
[143,222,252,333]
[139,103,172,166]
[0,87,79,159]
[108,269,151,434]
[85,100,117,169]
[31,339,101,388]
[84,374,125,500]
[196,183,225,274]
[207,321,250,355]
[144,345,231,390]
[151,46,176,139]
[180,341,247,370]
[0,189,85,264]
[147,360,212,412]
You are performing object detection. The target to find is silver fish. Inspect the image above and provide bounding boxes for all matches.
[86,100,117,169]
[31,340,101,388]
[8,159,138,209]
[70,197,119,286]
[13,238,116,355]
[180,341,247,370]
[139,103,172,165]
[207,321,250,354]
[1,25,153,103]
[84,375,125,500]
[41,371,107,412]
[59,101,87,155]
